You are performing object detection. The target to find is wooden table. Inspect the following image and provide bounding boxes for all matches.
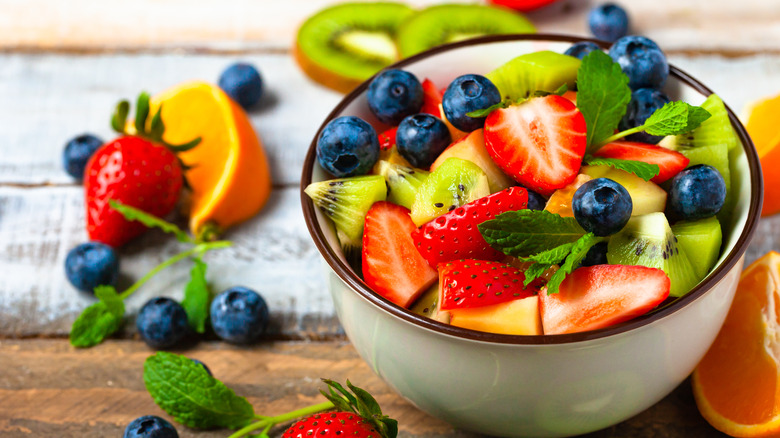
[1,0,778,436]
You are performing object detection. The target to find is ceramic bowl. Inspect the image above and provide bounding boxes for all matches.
[301,34,762,437]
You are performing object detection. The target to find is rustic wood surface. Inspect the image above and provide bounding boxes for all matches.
[1,0,779,436]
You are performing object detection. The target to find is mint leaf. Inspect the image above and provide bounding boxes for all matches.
[466,99,511,118]
[534,83,569,97]
[109,200,192,243]
[576,50,631,153]
[585,156,660,181]
[546,233,604,295]
[523,262,554,287]
[641,101,710,136]
[182,258,210,334]
[144,352,255,429]
[69,286,125,348]
[684,105,711,133]
[520,243,574,264]
[479,210,586,257]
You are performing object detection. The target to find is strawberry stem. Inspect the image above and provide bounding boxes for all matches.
[226,401,335,438]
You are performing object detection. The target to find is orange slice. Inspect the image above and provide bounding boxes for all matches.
[744,93,780,217]
[544,174,592,217]
[692,251,780,437]
[151,81,271,236]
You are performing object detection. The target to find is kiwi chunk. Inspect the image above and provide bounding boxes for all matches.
[304,175,387,255]
[410,282,441,319]
[296,2,414,92]
[607,212,699,297]
[396,4,536,58]
[377,160,430,209]
[410,157,490,226]
[671,217,722,281]
[487,51,581,101]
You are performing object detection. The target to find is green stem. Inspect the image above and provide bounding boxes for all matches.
[597,124,647,147]
[227,401,335,438]
[118,240,231,300]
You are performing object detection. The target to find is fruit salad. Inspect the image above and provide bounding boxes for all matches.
[305,38,741,336]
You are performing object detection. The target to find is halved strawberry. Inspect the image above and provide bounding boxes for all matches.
[362,201,438,308]
[378,127,398,151]
[439,259,543,310]
[539,265,670,335]
[594,141,690,183]
[412,186,528,267]
[483,95,586,196]
[421,79,443,116]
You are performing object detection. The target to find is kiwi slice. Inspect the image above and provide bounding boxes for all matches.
[486,51,581,101]
[671,217,722,281]
[377,160,430,209]
[410,157,490,226]
[396,4,536,58]
[295,2,414,93]
[304,175,387,256]
[410,282,440,319]
[607,212,699,298]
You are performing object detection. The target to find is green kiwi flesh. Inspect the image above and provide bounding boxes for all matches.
[377,160,430,209]
[487,51,581,101]
[607,212,699,298]
[671,217,722,281]
[396,4,536,58]
[411,157,490,226]
[410,282,440,319]
[297,2,414,82]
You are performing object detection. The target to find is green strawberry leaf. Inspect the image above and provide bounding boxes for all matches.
[111,100,130,134]
[182,258,210,334]
[134,92,151,135]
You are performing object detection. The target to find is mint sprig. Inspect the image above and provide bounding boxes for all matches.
[584,156,660,181]
[109,200,192,243]
[181,258,210,334]
[479,210,585,257]
[599,101,711,145]
[544,233,605,295]
[69,285,125,347]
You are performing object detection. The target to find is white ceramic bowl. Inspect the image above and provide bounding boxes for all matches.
[301,35,762,437]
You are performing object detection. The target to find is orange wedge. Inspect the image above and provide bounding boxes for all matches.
[692,251,780,437]
[744,93,780,216]
[544,174,592,217]
[150,81,271,236]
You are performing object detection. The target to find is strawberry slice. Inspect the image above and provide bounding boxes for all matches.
[439,259,543,310]
[421,78,443,116]
[378,127,397,151]
[362,201,438,308]
[412,186,528,267]
[539,265,670,335]
[593,141,690,183]
[483,95,587,196]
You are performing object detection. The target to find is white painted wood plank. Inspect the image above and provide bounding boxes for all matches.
[0,185,341,337]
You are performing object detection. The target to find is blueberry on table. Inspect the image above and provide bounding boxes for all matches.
[210,286,269,344]
[218,62,263,110]
[609,35,669,90]
[367,69,424,125]
[525,188,547,211]
[64,242,119,293]
[564,41,602,60]
[316,116,379,177]
[588,3,629,43]
[442,74,502,132]
[136,297,190,349]
[63,134,103,180]
[668,165,727,220]
[580,241,609,267]
[572,178,633,236]
[619,88,671,144]
[123,415,179,438]
[396,114,451,168]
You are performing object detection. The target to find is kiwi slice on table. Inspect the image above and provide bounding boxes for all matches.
[607,212,699,298]
[377,160,430,209]
[396,4,536,58]
[304,175,387,258]
[671,217,722,281]
[487,51,581,101]
[295,2,414,93]
[410,157,490,226]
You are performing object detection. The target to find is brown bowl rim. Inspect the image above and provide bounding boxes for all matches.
[300,33,763,345]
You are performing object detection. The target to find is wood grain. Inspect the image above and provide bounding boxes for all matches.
[0,339,728,437]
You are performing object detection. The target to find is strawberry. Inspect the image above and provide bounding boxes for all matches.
[378,127,397,151]
[483,94,587,196]
[438,259,544,310]
[593,141,690,183]
[421,78,444,116]
[539,264,670,335]
[412,186,528,267]
[362,201,438,308]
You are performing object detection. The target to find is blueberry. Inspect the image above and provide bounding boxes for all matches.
[572,178,633,236]
[609,35,669,90]
[64,242,119,293]
[588,3,629,42]
[136,298,189,349]
[442,74,502,132]
[618,88,671,144]
[191,358,212,376]
[123,415,178,438]
[580,241,609,267]
[218,63,263,110]
[316,116,379,177]
[564,42,602,60]
[63,134,103,180]
[668,165,726,220]
[396,114,451,168]
[526,189,547,211]
[210,286,269,344]
[367,69,423,125]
